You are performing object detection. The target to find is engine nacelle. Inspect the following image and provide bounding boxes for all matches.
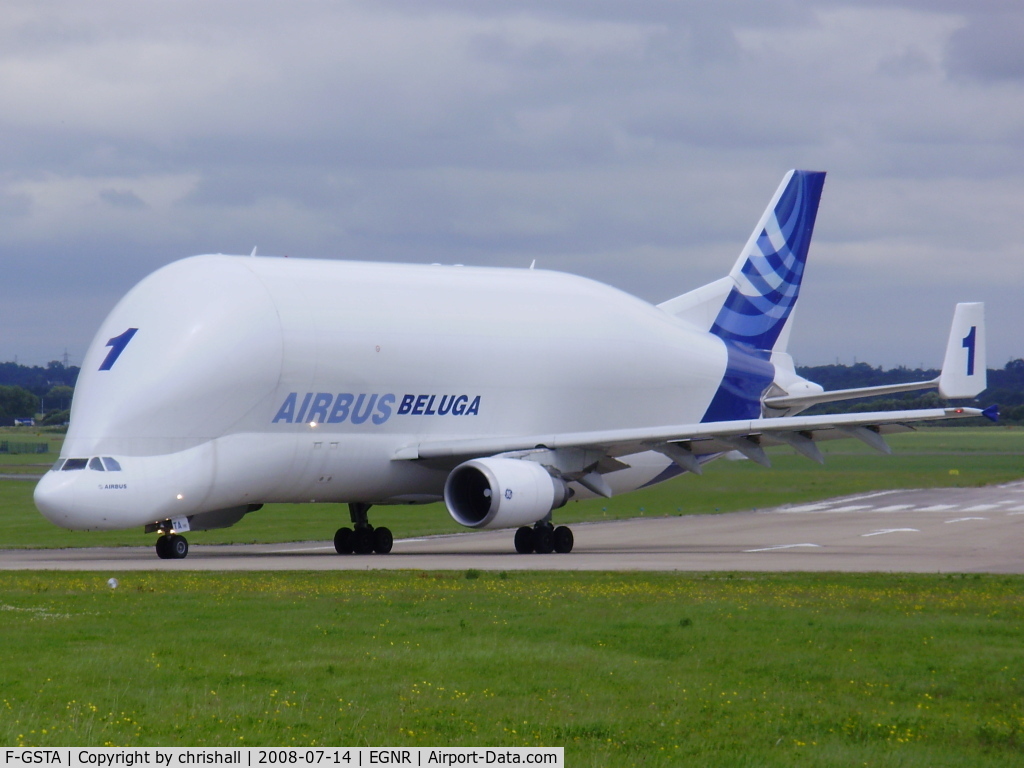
[444,457,570,530]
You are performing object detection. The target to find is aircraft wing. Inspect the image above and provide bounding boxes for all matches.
[392,406,986,471]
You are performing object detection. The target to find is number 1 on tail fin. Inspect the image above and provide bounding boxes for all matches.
[940,303,985,398]
[962,325,976,377]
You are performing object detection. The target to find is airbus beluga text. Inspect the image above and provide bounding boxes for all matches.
[34,171,991,559]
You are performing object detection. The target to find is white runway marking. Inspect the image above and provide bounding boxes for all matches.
[846,491,904,501]
[873,505,915,512]
[779,503,833,513]
[782,503,879,514]
[744,543,821,553]
[861,528,919,537]
[944,517,988,524]
[962,504,1001,512]
[918,504,957,512]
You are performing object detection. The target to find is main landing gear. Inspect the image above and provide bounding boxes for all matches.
[333,502,393,555]
[514,521,574,554]
[155,533,189,560]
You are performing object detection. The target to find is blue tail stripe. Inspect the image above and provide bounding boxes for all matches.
[701,342,775,423]
[709,170,825,353]
[740,279,800,309]
[703,170,825,423]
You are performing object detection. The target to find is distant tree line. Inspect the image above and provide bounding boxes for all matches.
[0,361,78,424]
[0,361,78,394]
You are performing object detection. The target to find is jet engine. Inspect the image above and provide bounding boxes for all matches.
[444,457,570,530]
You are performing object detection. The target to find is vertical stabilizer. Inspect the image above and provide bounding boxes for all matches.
[709,170,825,353]
[939,302,986,398]
[694,170,826,424]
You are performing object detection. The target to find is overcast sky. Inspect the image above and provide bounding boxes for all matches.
[3,0,1022,370]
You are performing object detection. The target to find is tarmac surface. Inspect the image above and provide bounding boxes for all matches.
[3,482,1023,573]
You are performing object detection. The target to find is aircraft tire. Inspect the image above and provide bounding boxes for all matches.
[353,527,375,555]
[534,526,555,554]
[168,534,189,559]
[553,526,574,554]
[155,535,172,560]
[334,527,354,554]
[514,526,534,554]
[372,526,394,554]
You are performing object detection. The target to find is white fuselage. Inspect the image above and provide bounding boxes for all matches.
[35,254,730,531]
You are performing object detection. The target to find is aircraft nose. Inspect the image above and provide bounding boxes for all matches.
[33,471,82,529]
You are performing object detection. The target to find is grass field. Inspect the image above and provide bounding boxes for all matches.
[0,570,1022,766]
[2,428,1023,549]
[2,429,1023,763]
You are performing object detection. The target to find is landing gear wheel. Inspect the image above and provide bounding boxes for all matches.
[514,526,535,554]
[338,503,394,555]
[170,534,189,559]
[553,526,574,554]
[353,527,375,554]
[166,534,189,559]
[533,526,555,554]
[372,526,394,554]
[155,535,172,560]
[156,534,188,559]
[334,527,354,554]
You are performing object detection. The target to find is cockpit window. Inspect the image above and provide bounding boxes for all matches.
[58,457,122,471]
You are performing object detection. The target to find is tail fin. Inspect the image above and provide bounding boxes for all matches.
[660,170,826,353]
[939,302,986,398]
[710,169,825,351]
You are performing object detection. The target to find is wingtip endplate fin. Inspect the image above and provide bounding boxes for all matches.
[938,302,986,399]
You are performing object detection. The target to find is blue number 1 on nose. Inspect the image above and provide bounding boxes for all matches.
[99,328,139,371]
[961,325,976,377]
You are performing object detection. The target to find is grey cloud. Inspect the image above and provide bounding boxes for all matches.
[0,0,1021,369]
[877,47,935,78]
[366,0,806,27]
[945,11,1024,81]
[0,192,32,218]
[99,189,146,209]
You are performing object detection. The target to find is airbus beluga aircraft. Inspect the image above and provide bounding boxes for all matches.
[34,170,991,559]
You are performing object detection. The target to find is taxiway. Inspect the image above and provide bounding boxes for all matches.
[2,482,1022,573]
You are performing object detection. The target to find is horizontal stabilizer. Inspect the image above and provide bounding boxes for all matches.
[763,378,941,411]
[763,302,987,412]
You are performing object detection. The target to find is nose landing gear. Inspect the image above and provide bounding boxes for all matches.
[147,518,190,559]
[155,532,189,560]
